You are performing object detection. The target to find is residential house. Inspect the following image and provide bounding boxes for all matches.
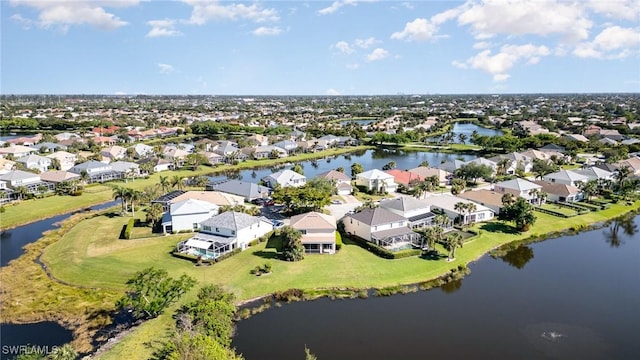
[289,129,306,141]
[532,180,583,203]
[54,132,82,142]
[542,170,590,187]
[355,169,397,193]
[246,134,269,147]
[383,169,425,189]
[161,199,219,233]
[435,159,467,173]
[171,191,245,208]
[458,189,506,214]
[92,136,117,146]
[290,211,337,254]
[0,170,41,189]
[202,152,225,165]
[489,152,534,174]
[539,144,566,153]
[31,142,67,153]
[69,160,121,183]
[615,157,640,177]
[247,145,288,160]
[137,157,173,173]
[110,161,141,178]
[101,145,129,162]
[407,166,451,186]
[130,143,154,159]
[263,169,306,188]
[0,158,16,172]
[213,141,241,159]
[379,196,437,229]
[162,146,190,165]
[46,151,77,171]
[0,145,36,159]
[194,138,218,152]
[342,207,421,249]
[573,167,614,183]
[15,154,52,173]
[176,211,273,259]
[422,194,495,224]
[315,169,352,195]
[599,129,625,141]
[39,170,81,184]
[272,140,299,154]
[564,134,589,143]
[493,178,544,203]
[206,180,270,202]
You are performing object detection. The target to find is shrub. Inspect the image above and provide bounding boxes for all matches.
[392,249,421,259]
[248,239,260,247]
[215,248,241,262]
[124,218,135,239]
[335,231,343,250]
[273,289,304,302]
[262,262,272,273]
[0,206,4,213]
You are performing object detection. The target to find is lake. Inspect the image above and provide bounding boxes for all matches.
[428,122,503,144]
[209,148,477,183]
[232,215,640,360]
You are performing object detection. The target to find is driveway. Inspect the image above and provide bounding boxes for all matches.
[327,197,362,220]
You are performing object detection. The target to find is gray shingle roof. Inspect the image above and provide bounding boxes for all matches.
[200,211,263,231]
[379,197,429,212]
[346,207,406,226]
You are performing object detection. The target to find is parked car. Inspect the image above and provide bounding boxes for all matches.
[273,220,284,228]
[331,199,343,204]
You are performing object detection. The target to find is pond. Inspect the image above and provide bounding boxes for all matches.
[1,200,117,267]
[232,215,640,360]
[0,322,74,358]
[209,149,477,183]
[428,122,503,144]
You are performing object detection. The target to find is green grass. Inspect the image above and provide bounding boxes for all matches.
[5,197,639,358]
[539,203,579,216]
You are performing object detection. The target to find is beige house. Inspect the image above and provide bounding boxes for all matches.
[289,212,337,254]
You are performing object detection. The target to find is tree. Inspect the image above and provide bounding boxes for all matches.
[336,166,345,173]
[171,175,186,190]
[450,178,465,195]
[500,197,537,232]
[382,161,396,171]
[350,162,364,177]
[153,331,242,360]
[185,153,207,170]
[116,267,196,320]
[176,285,237,346]
[579,180,598,201]
[305,347,318,360]
[129,189,142,217]
[501,193,516,207]
[280,226,305,261]
[291,164,304,176]
[419,160,430,167]
[454,202,466,225]
[454,163,493,185]
[528,188,541,205]
[192,175,209,188]
[496,158,512,176]
[463,202,477,227]
[146,203,164,228]
[457,133,467,144]
[112,186,129,214]
[48,343,78,360]
[159,175,171,193]
[444,232,464,260]
[532,159,558,180]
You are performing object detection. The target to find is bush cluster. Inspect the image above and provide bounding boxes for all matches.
[124,218,135,239]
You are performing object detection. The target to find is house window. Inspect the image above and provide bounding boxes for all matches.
[192,223,199,230]
[202,226,211,232]
[301,230,307,234]
[232,230,236,235]
[215,227,220,233]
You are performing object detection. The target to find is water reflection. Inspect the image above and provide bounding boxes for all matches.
[440,279,462,294]
[500,245,535,269]
[603,215,638,248]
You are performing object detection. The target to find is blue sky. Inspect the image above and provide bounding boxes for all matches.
[2,0,639,95]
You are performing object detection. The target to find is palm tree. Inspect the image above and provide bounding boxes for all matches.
[112,186,129,214]
[613,165,631,195]
[528,188,541,205]
[145,203,164,228]
[464,202,477,227]
[501,193,516,206]
[434,214,450,230]
[14,186,29,201]
[159,175,171,193]
[454,202,466,225]
[129,190,142,217]
[444,232,464,260]
[496,158,512,176]
[422,226,438,251]
[48,343,78,360]
[579,179,598,201]
[171,175,185,190]
[457,133,468,144]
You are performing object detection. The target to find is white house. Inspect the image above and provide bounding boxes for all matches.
[355,169,397,193]
[263,169,306,188]
[46,151,77,171]
[176,211,273,259]
[15,154,52,173]
[290,212,337,254]
[0,170,41,188]
[533,180,583,203]
[131,143,154,159]
[493,178,543,203]
[543,170,590,187]
[342,207,421,249]
[379,196,437,229]
[316,169,352,195]
[573,167,614,182]
[422,194,495,225]
[162,199,219,233]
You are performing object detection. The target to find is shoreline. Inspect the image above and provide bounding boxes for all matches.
[0,199,116,231]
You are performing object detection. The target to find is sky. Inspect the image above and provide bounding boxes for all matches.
[1,0,640,95]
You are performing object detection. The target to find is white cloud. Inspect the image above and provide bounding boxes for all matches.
[326,88,341,95]
[158,63,174,74]
[318,0,357,15]
[10,0,137,31]
[391,18,438,41]
[146,19,182,38]
[334,41,354,54]
[10,13,34,29]
[183,0,279,25]
[354,37,378,49]
[587,0,640,21]
[473,41,493,50]
[454,43,550,82]
[456,0,592,43]
[366,48,389,62]
[401,2,414,10]
[346,63,360,70]
[573,26,640,59]
[252,26,282,36]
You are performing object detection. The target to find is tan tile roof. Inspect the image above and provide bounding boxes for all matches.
[458,189,504,207]
[290,211,337,230]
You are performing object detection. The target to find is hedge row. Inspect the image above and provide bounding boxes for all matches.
[124,218,135,239]
[553,201,590,214]
[533,206,574,218]
[335,231,343,250]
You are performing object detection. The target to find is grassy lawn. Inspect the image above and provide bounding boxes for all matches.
[3,200,638,359]
[538,203,579,217]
